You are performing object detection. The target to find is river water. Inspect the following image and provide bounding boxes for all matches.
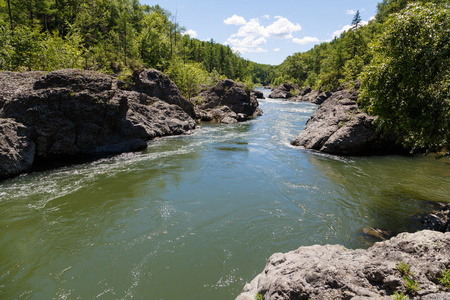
[1,89,449,299]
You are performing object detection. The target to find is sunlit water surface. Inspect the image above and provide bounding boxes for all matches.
[1,89,449,299]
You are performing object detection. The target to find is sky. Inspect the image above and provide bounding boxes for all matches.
[141,0,381,65]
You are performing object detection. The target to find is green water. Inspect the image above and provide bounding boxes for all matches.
[1,90,449,299]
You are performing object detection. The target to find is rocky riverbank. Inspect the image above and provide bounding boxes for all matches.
[237,230,450,300]
[0,69,261,179]
[290,84,406,156]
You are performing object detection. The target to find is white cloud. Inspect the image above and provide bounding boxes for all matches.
[346,9,357,15]
[227,36,267,48]
[235,18,267,38]
[332,21,368,38]
[183,29,198,38]
[370,16,376,21]
[233,47,268,54]
[266,16,301,39]
[332,24,353,38]
[225,36,268,54]
[274,48,280,52]
[292,36,320,45]
[225,15,302,53]
[224,14,247,26]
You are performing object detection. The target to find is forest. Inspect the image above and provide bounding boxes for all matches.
[0,0,273,96]
[0,0,449,153]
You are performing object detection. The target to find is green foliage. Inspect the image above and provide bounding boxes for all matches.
[395,262,419,295]
[392,291,409,300]
[437,269,450,288]
[255,292,264,300]
[0,0,270,87]
[166,58,208,100]
[404,276,419,294]
[396,262,412,277]
[359,3,450,153]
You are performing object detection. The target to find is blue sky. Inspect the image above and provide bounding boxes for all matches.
[142,1,381,65]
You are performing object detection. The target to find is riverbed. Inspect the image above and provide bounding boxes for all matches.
[1,89,449,299]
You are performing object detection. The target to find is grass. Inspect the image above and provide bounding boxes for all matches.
[437,269,450,288]
[396,262,419,295]
[255,292,264,300]
[392,291,409,299]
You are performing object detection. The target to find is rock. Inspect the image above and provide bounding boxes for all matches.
[0,71,44,108]
[236,230,450,300]
[251,90,265,99]
[361,227,392,241]
[268,82,300,99]
[291,89,404,155]
[133,68,196,118]
[420,204,450,232]
[193,79,261,123]
[291,89,332,105]
[0,69,196,179]
[0,119,35,178]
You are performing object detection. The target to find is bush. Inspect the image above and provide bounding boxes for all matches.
[359,3,450,153]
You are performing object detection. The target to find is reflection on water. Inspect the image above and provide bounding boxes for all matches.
[1,93,449,299]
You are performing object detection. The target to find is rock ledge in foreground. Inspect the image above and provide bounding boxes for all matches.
[237,230,450,300]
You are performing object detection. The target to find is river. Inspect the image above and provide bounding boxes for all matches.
[1,88,449,299]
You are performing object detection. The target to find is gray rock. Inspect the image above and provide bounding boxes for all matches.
[237,230,450,300]
[291,89,332,105]
[268,83,300,99]
[251,90,265,99]
[291,89,403,155]
[0,69,196,179]
[420,204,450,233]
[193,79,261,123]
[0,119,35,177]
[133,68,196,118]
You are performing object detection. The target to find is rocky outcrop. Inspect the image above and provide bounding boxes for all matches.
[193,79,262,124]
[268,83,300,99]
[237,230,450,300]
[0,69,196,179]
[268,83,332,105]
[291,88,404,155]
[290,86,332,105]
[133,68,196,118]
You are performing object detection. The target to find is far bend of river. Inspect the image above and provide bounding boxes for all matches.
[1,88,449,299]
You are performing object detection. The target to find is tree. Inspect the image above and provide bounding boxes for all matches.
[6,0,13,32]
[351,10,361,29]
[359,3,450,153]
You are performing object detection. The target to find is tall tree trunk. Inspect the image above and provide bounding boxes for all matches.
[7,0,13,34]
[29,0,34,26]
[124,19,127,66]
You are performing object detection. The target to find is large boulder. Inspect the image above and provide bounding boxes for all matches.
[0,69,196,179]
[251,89,265,99]
[291,88,404,155]
[268,83,300,99]
[237,230,450,300]
[133,68,196,118]
[193,79,262,123]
